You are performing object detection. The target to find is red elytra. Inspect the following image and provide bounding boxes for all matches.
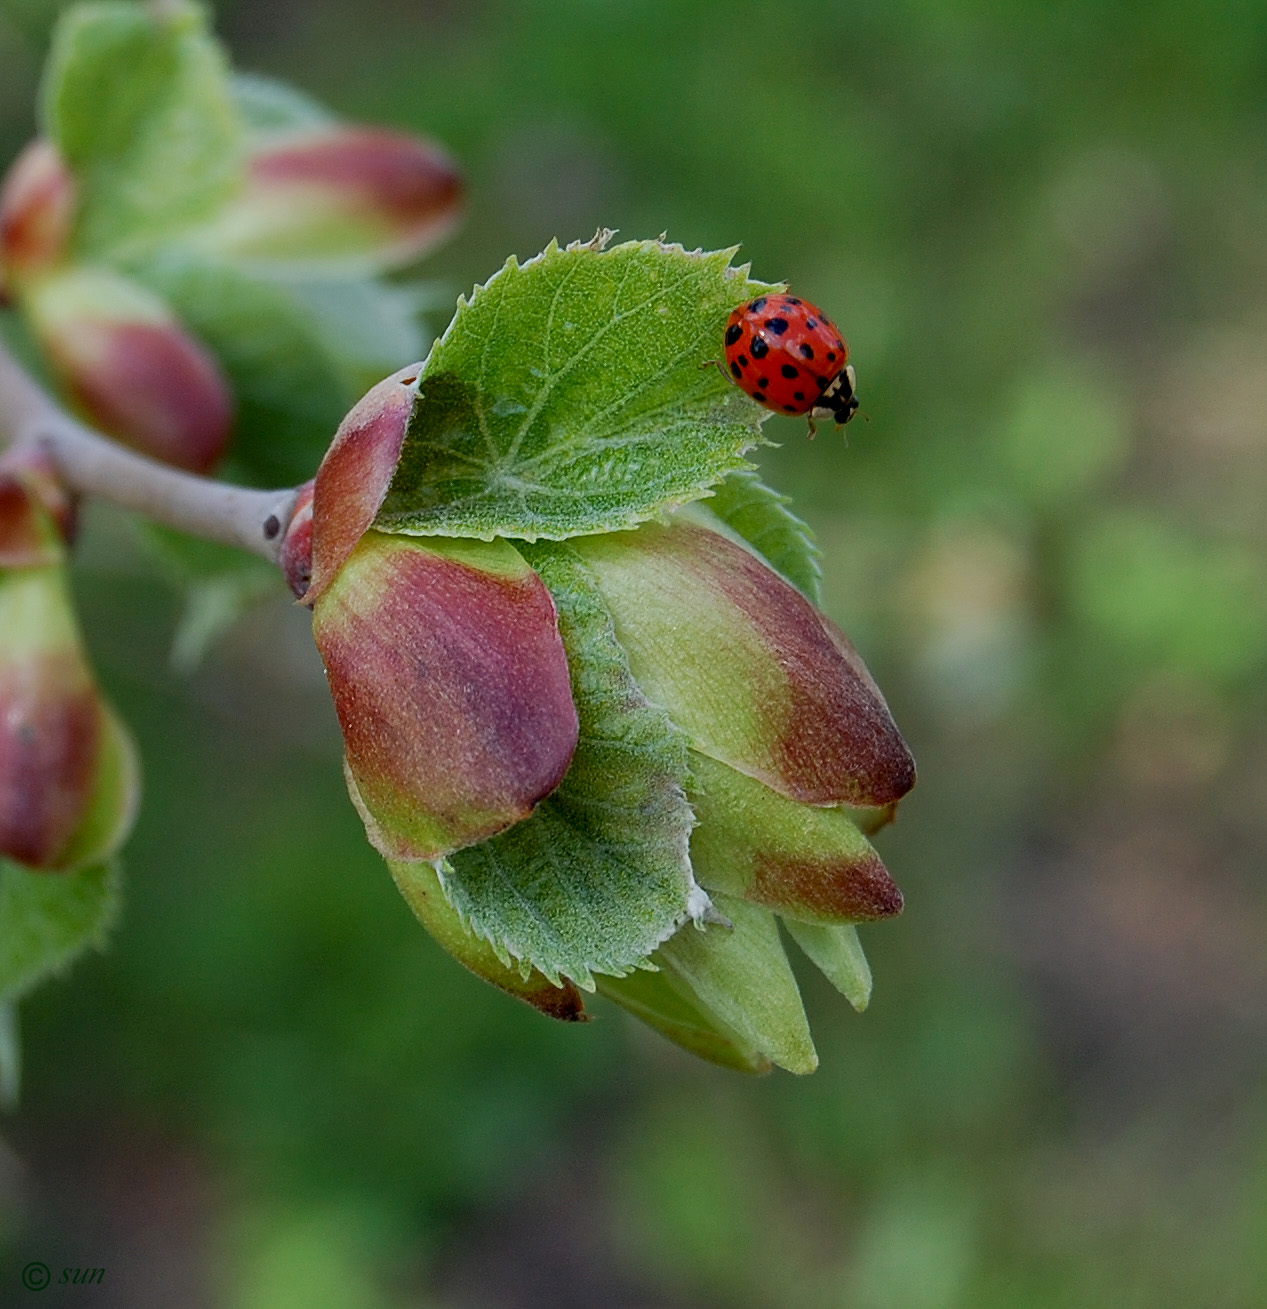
[723,293,858,431]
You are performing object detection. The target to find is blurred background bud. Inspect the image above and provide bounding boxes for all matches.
[198,127,463,275]
[0,467,138,871]
[0,140,75,299]
[0,450,75,568]
[25,265,234,472]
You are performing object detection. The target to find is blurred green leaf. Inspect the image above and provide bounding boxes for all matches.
[996,364,1129,507]
[42,1,243,258]
[138,522,290,672]
[231,71,336,138]
[376,237,776,540]
[0,857,120,1002]
[1071,511,1267,681]
[438,541,702,987]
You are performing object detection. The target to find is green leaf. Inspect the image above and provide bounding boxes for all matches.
[657,892,817,1074]
[597,967,770,1074]
[376,236,778,541]
[438,541,705,987]
[698,468,822,602]
[0,859,121,1003]
[41,2,244,258]
[390,859,586,1021]
[134,250,422,485]
[784,920,873,1012]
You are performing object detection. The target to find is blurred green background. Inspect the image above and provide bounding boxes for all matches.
[3,0,1267,1304]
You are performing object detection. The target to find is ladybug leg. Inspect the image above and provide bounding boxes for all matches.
[699,359,729,380]
[806,414,818,440]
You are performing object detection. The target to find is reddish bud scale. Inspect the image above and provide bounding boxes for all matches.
[213,129,464,269]
[307,364,422,604]
[314,532,578,862]
[251,129,461,227]
[280,479,314,599]
[749,851,902,921]
[686,752,904,926]
[0,452,75,568]
[575,522,916,809]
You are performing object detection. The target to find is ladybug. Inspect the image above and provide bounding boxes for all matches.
[722,293,858,433]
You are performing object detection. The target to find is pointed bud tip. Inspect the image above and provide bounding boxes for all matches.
[307,365,422,603]
[390,858,588,1021]
[751,849,904,922]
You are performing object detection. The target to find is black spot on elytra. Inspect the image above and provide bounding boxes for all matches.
[793,390,805,402]
[752,391,767,402]
[806,317,818,329]
[799,343,815,359]
[750,337,769,359]
[730,361,741,378]
[749,297,768,313]
[814,375,828,389]
[786,297,802,305]
[826,351,837,362]
[783,404,797,412]
[835,339,844,350]
[737,354,747,366]
[757,377,769,388]
[765,317,789,335]
[781,364,798,379]
[725,323,742,347]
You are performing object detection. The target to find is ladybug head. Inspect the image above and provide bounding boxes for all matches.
[816,364,859,426]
